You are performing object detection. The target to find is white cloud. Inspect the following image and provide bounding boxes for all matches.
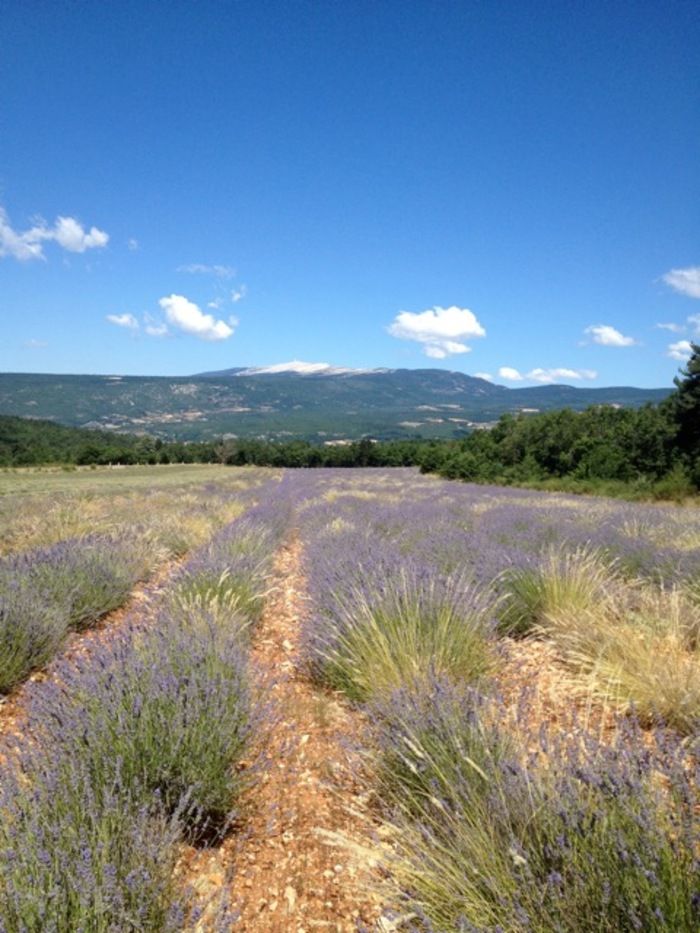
[106,313,139,330]
[662,265,700,299]
[231,285,247,303]
[178,263,236,279]
[667,340,693,361]
[23,338,48,349]
[0,206,109,260]
[498,366,524,381]
[144,313,169,337]
[526,367,597,383]
[584,324,637,347]
[159,294,236,341]
[52,216,109,252]
[0,209,44,260]
[688,314,700,334]
[498,366,596,384]
[474,372,493,381]
[656,322,685,333]
[388,305,486,358]
[127,238,139,251]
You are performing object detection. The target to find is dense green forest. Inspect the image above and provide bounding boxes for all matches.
[2,344,698,497]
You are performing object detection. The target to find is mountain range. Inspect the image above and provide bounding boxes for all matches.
[0,365,671,442]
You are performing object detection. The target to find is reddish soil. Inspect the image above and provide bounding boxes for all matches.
[496,637,618,741]
[181,539,384,932]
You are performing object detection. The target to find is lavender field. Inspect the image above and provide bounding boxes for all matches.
[0,465,698,930]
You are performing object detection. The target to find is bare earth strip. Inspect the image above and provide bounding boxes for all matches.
[203,538,383,932]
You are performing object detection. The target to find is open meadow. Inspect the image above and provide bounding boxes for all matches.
[0,465,698,931]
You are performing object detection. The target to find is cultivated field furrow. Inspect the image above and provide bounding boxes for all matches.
[0,465,697,931]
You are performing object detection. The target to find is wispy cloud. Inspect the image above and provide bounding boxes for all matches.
[388,305,486,358]
[662,265,700,299]
[0,206,109,261]
[23,338,48,349]
[231,285,247,303]
[474,372,493,381]
[144,313,169,337]
[498,366,597,383]
[177,263,236,279]
[106,313,139,330]
[667,340,693,361]
[527,367,597,383]
[127,238,139,251]
[584,324,637,347]
[656,322,685,333]
[159,294,236,341]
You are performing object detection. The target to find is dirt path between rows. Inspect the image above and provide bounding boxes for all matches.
[185,538,384,932]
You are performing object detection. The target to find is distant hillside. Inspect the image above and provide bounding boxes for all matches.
[0,369,670,442]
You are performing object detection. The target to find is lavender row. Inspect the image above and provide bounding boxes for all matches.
[0,481,293,929]
[288,470,699,928]
[296,468,700,587]
[169,474,294,627]
[0,533,153,693]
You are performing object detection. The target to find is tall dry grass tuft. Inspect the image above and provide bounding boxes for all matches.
[313,570,497,702]
[497,545,619,637]
[542,585,700,734]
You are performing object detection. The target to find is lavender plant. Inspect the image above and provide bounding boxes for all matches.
[373,678,700,932]
[0,533,152,630]
[0,586,67,692]
[0,599,253,927]
[0,534,153,692]
[0,755,187,932]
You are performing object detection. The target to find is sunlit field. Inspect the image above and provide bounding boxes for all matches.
[0,466,697,930]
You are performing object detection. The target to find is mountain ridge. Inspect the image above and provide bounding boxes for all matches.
[0,368,670,442]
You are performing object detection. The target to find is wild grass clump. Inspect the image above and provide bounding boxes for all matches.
[171,564,269,624]
[497,544,618,636]
[542,584,700,733]
[373,678,700,932]
[309,570,497,702]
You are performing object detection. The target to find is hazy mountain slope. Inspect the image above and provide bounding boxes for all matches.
[0,370,670,441]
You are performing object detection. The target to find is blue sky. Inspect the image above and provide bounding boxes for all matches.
[1,0,698,387]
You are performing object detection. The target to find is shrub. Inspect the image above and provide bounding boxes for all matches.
[0,754,187,932]
[26,605,253,840]
[0,534,153,634]
[0,598,253,927]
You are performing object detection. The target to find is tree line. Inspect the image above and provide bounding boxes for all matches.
[2,344,698,496]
